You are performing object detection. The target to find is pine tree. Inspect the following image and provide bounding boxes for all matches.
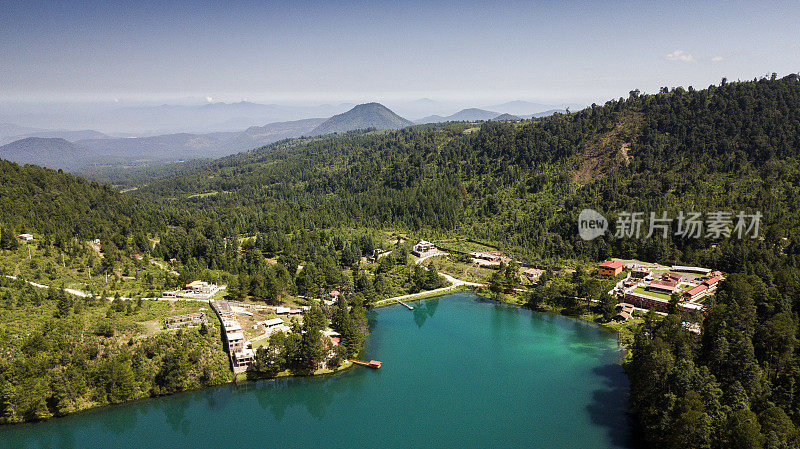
[298,304,326,373]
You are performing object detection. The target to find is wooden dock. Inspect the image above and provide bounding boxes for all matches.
[397,299,414,310]
[348,359,382,369]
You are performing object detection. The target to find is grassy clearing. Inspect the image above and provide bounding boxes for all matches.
[428,255,494,284]
[0,289,211,355]
[188,191,223,198]
[632,287,671,301]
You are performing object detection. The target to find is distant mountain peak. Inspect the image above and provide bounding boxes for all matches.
[311,103,413,136]
[415,108,501,124]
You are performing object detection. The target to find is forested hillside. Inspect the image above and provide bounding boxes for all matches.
[0,160,162,241]
[0,277,231,423]
[130,75,800,447]
[137,75,800,270]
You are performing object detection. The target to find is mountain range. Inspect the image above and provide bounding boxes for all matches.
[416,108,503,124]
[0,101,566,173]
[415,108,559,124]
[0,102,355,136]
[0,118,326,171]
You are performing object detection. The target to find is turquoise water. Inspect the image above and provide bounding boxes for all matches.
[2,292,635,448]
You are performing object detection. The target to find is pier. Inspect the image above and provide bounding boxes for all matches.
[397,299,414,310]
[348,359,382,369]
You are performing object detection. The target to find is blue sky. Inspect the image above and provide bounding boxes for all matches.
[2,0,799,105]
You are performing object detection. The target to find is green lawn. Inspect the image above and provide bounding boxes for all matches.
[632,287,671,301]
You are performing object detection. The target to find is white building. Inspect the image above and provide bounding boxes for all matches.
[186,280,214,294]
[261,318,284,328]
[412,240,436,256]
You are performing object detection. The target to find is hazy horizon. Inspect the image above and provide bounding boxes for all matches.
[4,0,799,105]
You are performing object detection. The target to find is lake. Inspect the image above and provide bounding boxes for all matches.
[2,292,636,448]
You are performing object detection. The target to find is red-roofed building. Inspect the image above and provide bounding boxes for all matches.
[598,260,624,276]
[702,276,721,292]
[683,284,708,300]
[648,279,678,294]
[703,276,721,286]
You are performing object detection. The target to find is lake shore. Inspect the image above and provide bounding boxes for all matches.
[2,288,632,426]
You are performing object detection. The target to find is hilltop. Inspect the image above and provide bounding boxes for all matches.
[416,108,501,124]
[310,103,414,135]
[0,137,95,172]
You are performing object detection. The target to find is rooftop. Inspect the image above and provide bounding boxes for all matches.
[703,276,721,286]
[684,285,707,296]
[227,331,244,341]
[262,318,284,327]
[671,265,712,274]
[599,260,624,269]
[649,280,677,292]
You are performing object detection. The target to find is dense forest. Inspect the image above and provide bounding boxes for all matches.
[133,75,800,271]
[2,75,800,444]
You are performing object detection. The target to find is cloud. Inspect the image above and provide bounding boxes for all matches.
[665,50,696,62]
[205,96,214,103]
[711,56,724,62]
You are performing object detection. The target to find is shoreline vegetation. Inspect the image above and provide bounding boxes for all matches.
[0,276,633,426]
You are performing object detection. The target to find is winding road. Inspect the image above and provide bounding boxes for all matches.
[374,253,485,307]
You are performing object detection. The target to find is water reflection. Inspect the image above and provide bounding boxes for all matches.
[203,382,234,411]
[490,302,520,338]
[586,363,639,448]
[248,370,370,421]
[160,393,193,435]
[411,298,440,328]
[94,400,140,435]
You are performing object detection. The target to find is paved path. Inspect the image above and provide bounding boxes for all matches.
[4,275,89,297]
[374,271,484,307]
